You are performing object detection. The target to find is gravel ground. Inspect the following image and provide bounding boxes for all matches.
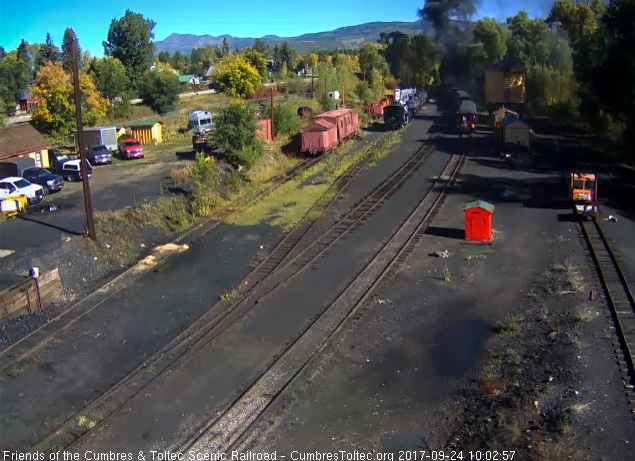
[232,132,635,460]
[0,123,407,450]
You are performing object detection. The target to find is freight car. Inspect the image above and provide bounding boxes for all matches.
[300,108,359,155]
[483,60,526,115]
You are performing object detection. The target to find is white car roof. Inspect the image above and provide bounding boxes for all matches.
[0,176,26,182]
[64,159,92,166]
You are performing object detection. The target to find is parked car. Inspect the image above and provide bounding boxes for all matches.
[86,144,112,165]
[6,106,17,117]
[22,167,64,194]
[60,159,93,182]
[0,177,44,204]
[49,151,79,174]
[118,139,144,159]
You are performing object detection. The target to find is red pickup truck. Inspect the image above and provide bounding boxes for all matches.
[118,138,144,159]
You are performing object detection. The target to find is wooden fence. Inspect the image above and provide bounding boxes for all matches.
[0,269,61,323]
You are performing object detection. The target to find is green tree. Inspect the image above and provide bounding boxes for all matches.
[61,28,82,72]
[0,52,30,104]
[138,67,180,113]
[103,10,156,86]
[506,10,550,68]
[408,33,438,87]
[547,1,599,86]
[30,61,108,136]
[272,44,281,66]
[213,102,261,167]
[243,47,267,78]
[369,69,385,100]
[170,51,190,73]
[279,41,293,68]
[213,55,262,98]
[253,38,268,55]
[157,51,171,63]
[473,17,508,63]
[17,39,31,70]
[358,43,389,78]
[593,0,635,146]
[221,37,231,57]
[92,57,130,103]
[35,33,61,71]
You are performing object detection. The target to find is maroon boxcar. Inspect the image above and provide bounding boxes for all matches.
[300,119,338,155]
[300,108,360,155]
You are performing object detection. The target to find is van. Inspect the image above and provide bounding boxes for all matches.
[188,110,214,134]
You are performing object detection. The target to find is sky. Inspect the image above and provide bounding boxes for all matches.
[0,1,550,58]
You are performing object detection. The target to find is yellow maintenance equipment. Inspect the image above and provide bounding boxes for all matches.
[1,195,28,217]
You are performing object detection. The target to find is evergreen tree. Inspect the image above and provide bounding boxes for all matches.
[61,28,81,72]
[35,33,61,70]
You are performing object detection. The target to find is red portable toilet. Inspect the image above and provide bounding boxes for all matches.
[463,200,495,242]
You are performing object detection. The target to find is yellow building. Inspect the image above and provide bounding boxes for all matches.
[116,119,164,145]
[0,124,51,169]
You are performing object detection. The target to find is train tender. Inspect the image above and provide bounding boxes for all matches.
[300,108,360,155]
[383,102,410,130]
[456,99,478,135]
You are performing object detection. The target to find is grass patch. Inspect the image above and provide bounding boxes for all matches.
[545,260,584,295]
[495,313,524,337]
[228,131,400,231]
[6,365,25,378]
[573,304,598,323]
[219,291,232,301]
[76,414,100,430]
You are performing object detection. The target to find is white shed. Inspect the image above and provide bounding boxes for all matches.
[327,90,340,100]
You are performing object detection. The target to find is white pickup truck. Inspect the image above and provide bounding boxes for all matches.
[0,176,44,204]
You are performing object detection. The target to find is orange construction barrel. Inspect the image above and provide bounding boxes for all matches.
[463,200,495,242]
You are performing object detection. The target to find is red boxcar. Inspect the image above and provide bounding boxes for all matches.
[300,108,360,155]
[300,119,338,155]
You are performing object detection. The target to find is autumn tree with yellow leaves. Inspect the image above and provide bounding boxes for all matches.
[30,61,108,136]
[213,55,262,99]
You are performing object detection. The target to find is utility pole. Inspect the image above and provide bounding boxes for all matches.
[342,85,345,108]
[270,87,274,140]
[311,67,315,99]
[72,39,96,241]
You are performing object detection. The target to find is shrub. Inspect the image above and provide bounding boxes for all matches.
[319,92,335,111]
[214,103,258,153]
[189,152,220,216]
[228,143,265,170]
[274,102,300,136]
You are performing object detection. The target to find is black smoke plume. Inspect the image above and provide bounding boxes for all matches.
[419,0,480,41]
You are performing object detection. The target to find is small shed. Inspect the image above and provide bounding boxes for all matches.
[117,119,164,144]
[0,124,51,169]
[327,90,340,100]
[18,91,37,111]
[503,119,530,149]
[463,200,494,242]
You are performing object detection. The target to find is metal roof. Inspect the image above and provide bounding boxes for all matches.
[463,200,495,213]
[179,74,195,83]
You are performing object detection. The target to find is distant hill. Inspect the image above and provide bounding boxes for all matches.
[154,21,431,54]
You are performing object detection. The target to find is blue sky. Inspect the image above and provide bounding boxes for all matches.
[0,1,548,58]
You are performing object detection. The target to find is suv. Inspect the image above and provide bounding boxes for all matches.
[118,139,144,159]
[0,177,44,204]
[22,167,64,194]
[61,159,93,182]
[86,145,112,165]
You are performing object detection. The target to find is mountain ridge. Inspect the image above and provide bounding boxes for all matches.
[154,21,430,54]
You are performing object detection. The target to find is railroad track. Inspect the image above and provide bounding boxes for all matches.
[0,136,391,377]
[28,141,435,453]
[579,216,635,414]
[183,153,465,453]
